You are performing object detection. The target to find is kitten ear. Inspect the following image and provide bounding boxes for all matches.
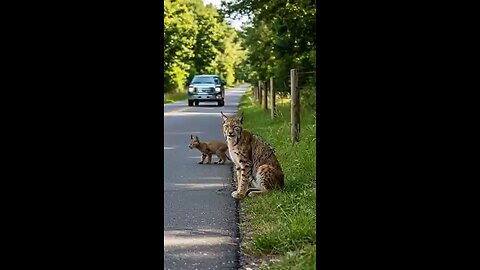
[221,111,228,121]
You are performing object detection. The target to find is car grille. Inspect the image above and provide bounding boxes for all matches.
[199,87,214,93]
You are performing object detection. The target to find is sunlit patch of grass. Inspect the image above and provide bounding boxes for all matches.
[258,245,316,270]
[238,90,316,268]
[164,90,187,104]
[275,94,291,105]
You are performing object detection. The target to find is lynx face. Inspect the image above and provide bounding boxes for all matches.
[221,112,243,145]
[189,135,200,149]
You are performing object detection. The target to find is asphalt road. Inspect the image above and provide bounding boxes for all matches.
[164,84,249,270]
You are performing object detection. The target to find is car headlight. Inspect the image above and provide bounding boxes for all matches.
[215,87,221,92]
[188,87,195,92]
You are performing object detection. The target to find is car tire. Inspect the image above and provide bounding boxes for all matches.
[194,101,199,106]
[188,100,193,106]
[218,100,224,107]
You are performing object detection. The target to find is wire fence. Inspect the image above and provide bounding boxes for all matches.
[252,69,316,142]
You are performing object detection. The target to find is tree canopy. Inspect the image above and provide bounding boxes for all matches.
[164,0,246,92]
[221,0,316,92]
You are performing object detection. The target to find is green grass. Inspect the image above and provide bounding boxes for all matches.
[259,245,316,270]
[164,90,187,104]
[238,89,316,269]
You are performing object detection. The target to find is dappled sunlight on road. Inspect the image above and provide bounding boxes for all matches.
[164,131,205,135]
[175,183,226,189]
[164,229,238,268]
[164,111,237,117]
[225,90,245,94]
[164,229,235,250]
[164,102,186,107]
[195,176,229,180]
[164,182,231,192]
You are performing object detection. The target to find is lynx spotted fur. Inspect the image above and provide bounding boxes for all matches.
[221,112,284,199]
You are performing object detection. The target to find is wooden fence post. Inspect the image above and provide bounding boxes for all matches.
[291,69,300,142]
[258,80,262,106]
[264,80,268,111]
[270,76,275,119]
[256,81,259,102]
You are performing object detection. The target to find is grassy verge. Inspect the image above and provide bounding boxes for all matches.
[237,88,316,269]
[164,90,187,104]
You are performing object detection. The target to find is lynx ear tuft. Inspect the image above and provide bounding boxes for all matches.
[221,111,228,121]
[195,136,199,141]
[190,134,194,139]
[239,112,244,124]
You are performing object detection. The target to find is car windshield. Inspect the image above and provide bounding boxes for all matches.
[191,76,216,84]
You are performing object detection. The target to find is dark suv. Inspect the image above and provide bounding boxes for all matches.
[187,75,225,106]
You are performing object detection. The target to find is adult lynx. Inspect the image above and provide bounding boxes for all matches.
[221,112,284,199]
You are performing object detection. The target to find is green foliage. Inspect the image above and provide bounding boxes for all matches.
[164,0,197,92]
[164,90,187,104]
[300,76,316,111]
[164,0,246,92]
[222,0,316,94]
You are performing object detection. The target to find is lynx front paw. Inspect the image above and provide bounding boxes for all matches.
[231,191,240,199]
[198,161,204,164]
